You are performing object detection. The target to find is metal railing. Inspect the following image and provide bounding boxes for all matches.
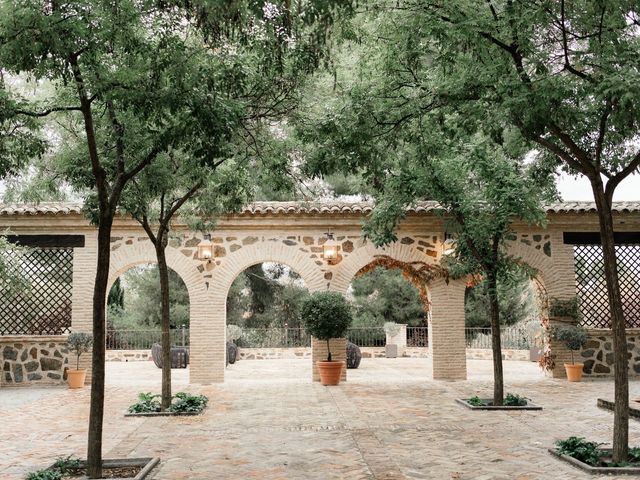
[465,326,532,350]
[407,326,429,347]
[346,327,386,347]
[106,328,189,350]
[236,328,311,348]
[105,325,534,351]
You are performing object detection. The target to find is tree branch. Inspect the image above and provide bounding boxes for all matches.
[605,151,640,202]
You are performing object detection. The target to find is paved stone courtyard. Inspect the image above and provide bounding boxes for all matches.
[2,358,640,479]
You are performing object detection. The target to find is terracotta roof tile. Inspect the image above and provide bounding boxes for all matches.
[1,200,639,216]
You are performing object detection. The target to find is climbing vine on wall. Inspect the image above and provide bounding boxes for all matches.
[354,255,449,314]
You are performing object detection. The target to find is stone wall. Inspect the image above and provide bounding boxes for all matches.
[581,329,640,376]
[1,336,70,386]
[105,350,152,362]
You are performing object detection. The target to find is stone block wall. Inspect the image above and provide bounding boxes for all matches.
[1,336,71,386]
[580,329,640,376]
[105,349,151,362]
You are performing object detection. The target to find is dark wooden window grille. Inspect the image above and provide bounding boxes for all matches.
[0,247,74,335]
[574,244,640,328]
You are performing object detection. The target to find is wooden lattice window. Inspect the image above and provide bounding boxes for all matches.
[574,244,640,328]
[0,247,74,335]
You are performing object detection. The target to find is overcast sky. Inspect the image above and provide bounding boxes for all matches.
[556,173,640,201]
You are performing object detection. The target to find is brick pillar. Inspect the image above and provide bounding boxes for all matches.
[71,233,97,384]
[428,278,467,380]
[312,337,347,382]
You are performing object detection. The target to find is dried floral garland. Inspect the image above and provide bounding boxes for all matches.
[353,255,449,314]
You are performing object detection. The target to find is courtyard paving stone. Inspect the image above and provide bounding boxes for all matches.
[1,358,640,479]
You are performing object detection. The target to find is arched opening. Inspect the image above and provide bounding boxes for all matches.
[463,271,549,379]
[224,262,311,381]
[105,263,191,385]
[346,256,447,361]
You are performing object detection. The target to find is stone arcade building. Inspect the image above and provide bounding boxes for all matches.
[2,201,640,386]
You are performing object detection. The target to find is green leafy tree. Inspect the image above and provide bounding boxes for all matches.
[295,12,553,405]
[1,0,351,471]
[325,0,638,461]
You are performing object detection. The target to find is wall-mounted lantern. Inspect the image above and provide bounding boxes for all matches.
[323,231,339,263]
[442,232,456,256]
[197,233,214,262]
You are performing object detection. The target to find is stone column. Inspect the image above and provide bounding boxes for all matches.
[428,278,467,380]
[312,337,347,382]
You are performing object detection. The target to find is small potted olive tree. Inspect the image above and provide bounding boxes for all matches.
[552,325,588,382]
[301,291,353,385]
[66,332,93,389]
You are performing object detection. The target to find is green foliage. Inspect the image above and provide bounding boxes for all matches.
[25,469,62,480]
[552,326,589,352]
[128,392,208,413]
[549,297,582,320]
[465,272,537,328]
[503,393,528,407]
[226,263,311,329]
[51,456,81,472]
[128,393,161,413]
[26,456,80,480]
[107,266,190,329]
[66,332,93,370]
[0,235,31,298]
[301,291,353,361]
[555,437,604,467]
[107,278,125,310]
[467,396,484,407]
[168,392,208,413]
[226,325,243,342]
[350,267,424,328]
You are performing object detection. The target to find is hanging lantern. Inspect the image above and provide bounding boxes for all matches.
[197,233,213,261]
[323,231,339,263]
[442,232,456,256]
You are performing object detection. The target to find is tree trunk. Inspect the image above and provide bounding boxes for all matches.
[326,338,332,362]
[86,212,114,479]
[591,178,628,462]
[487,269,504,406]
[156,235,172,411]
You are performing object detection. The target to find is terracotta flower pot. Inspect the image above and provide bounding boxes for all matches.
[564,363,584,382]
[67,369,87,389]
[317,361,343,386]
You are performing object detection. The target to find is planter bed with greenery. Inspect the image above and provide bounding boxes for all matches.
[26,456,160,480]
[125,392,208,417]
[456,393,542,410]
[549,437,640,474]
[597,399,640,420]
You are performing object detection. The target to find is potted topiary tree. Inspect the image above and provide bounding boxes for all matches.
[552,325,589,382]
[300,291,353,385]
[66,332,93,389]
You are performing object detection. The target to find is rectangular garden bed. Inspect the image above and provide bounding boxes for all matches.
[456,398,542,410]
[125,410,203,417]
[549,448,640,475]
[597,398,640,420]
[43,457,160,479]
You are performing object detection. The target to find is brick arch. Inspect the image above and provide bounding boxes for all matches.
[330,240,439,293]
[190,241,326,384]
[108,242,213,384]
[107,242,208,302]
[506,240,560,300]
[212,241,327,298]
